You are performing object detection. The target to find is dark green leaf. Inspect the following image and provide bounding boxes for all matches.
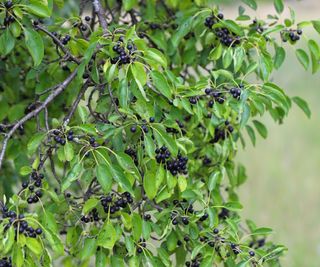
[274,0,284,14]
[292,96,311,118]
[24,28,44,66]
[295,49,309,70]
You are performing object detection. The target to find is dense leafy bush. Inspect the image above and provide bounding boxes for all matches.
[0,0,317,266]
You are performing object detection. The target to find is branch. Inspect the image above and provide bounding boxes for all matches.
[63,81,91,127]
[92,0,108,35]
[35,25,80,64]
[0,70,78,171]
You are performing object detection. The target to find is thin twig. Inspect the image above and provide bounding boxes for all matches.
[35,25,80,64]
[63,81,91,127]
[92,0,108,35]
[0,70,78,171]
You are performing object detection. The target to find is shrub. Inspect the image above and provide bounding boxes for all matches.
[0,0,317,266]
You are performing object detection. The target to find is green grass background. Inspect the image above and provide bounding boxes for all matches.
[220,1,320,266]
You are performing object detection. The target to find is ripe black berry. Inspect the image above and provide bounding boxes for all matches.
[297,29,302,35]
[22,181,28,188]
[4,1,13,9]
[217,13,224,19]
[144,214,151,221]
[35,228,42,235]
[172,218,178,225]
[183,235,190,242]
[213,228,219,234]
[182,217,189,225]
[80,25,87,31]
[249,251,255,257]
[205,88,212,95]
[85,16,91,21]
[149,117,155,123]
[136,247,143,253]
[130,126,137,133]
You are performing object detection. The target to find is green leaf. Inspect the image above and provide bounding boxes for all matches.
[19,166,33,176]
[64,142,74,162]
[0,29,15,55]
[245,125,256,146]
[110,165,135,195]
[152,124,178,155]
[274,46,286,69]
[131,62,148,101]
[123,0,138,11]
[177,176,187,192]
[12,245,24,267]
[308,40,320,59]
[312,20,320,34]
[241,0,257,10]
[171,17,193,48]
[61,162,83,192]
[97,221,117,249]
[83,198,99,214]
[274,0,284,14]
[295,49,309,70]
[222,48,233,68]
[81,238,97,260]
[96,248,107,267]
[27,132,46,155]
[145,48,167,68]
[96,164,113,193]
[292,96,311,118]
[252,120,268,139]
[240,103,250,128]
[209,43,223,61]
[144,134,155,159]
[3,226,15,254]
[24,28,44,66]
[150,71,172,99]
[26,238,43,255]
[143,170,157,200]
[74,124,97,135]
[221,20,244,36]
[252,227,273,235]
[27,0,51,17]
[233,47,245,72]
[208,172,221,191]
[132,213,142,241]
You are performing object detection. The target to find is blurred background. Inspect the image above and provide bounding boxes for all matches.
[222,1,320,266]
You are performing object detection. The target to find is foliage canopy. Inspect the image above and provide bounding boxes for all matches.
[0,0,317,266]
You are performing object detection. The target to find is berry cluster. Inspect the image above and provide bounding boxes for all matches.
[204,87,226,105]
[1,208,42,238]
[100,192,133,215]
[155,146,188,176]
[281,29,302,42]
[251,19,265,34]
[136,238,146,253]
[204,13,224,28]
[60,34,71,45]
[212,123,234,143]
[155,146,171,164]
[229,86,242,99]
[0,257,11,267]
[2,1,14,27]
[216,27,241,47]
[111,37,136,65]
[53,129,66,145]
[125,147,138,165]
[23,172,44,204]
[165,154,188,176]
[71,16,91,33]
[185,259,201,267]
[81,208,100,223]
